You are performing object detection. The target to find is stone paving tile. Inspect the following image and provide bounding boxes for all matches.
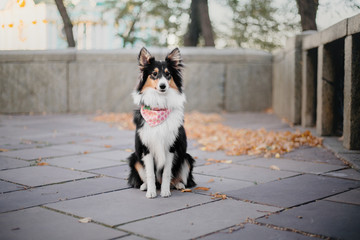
[0,126,55,140]
[89,165,129,179]
[225,174,360,208]
[193,174,254,195]
[202,223,321,240]
[0,147,71,161]
[27,134,101,146]
[0,155,29,170]
[282,146,345,165]
[257,200,360,240]
[325,188,360,205]
[188,148,255,166]
[222,113,290,130]
[87,149,131,162]
[46,189,215,226]
[47,155,123,171]
[0,177,128,213]
[120,235,147,240]
[0,166,96,187]
[239,157,345,174]
[82,136,133,150]
[0,180,24,193]
[0,137,47,150]
[194,163,298,184]
[0,207,126,240]
[120,199,281,240]
[47,144,107,155]
[323,168,360,181]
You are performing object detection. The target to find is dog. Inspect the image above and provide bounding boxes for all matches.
[127,47,196,198]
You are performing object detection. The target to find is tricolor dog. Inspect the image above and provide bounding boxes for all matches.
[127,47,196,198]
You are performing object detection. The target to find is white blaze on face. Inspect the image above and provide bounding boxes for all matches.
[158,76,169,92]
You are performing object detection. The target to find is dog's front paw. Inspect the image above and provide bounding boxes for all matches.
[140,183,147,191]
[146,190,157,199]
[161,188,171,198]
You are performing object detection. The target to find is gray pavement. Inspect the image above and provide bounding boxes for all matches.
[0,113,359,240]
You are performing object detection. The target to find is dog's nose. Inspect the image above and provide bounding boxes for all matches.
[159,83,166,90]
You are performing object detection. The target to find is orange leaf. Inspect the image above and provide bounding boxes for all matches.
[207,178,215,183]
[211,193,227,200]
[37,162,49,166]
[104,145,112,148]
[194,187,210,191]
[83,151,89,154]
[0,148,9,152]
[181,189,192,192]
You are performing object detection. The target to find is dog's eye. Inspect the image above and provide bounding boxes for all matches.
[152,72,158,78]
[165,71,171,78]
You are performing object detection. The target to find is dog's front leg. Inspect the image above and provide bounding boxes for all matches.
[143,154,157,198]
[161,152,173,197]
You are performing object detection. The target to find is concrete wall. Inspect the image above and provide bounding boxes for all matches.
[0,48,272,114]
[273,13,360,150]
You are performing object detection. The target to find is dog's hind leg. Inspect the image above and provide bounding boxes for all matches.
[128,153,144,188]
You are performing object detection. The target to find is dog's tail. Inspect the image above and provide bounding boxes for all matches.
[127,152,144,188]
[185,153,196,188]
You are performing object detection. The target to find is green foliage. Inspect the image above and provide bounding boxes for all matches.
[226,0,300,51]
[103,0,189,48]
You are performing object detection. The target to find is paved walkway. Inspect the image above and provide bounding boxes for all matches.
[0,113,359,240]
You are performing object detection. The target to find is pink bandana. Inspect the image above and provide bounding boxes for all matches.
[140,105,171,127]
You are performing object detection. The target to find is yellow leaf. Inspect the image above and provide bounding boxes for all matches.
[0,149,9,152]
[275,153,280,158]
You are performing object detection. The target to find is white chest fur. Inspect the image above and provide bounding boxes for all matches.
[138,109,183,169]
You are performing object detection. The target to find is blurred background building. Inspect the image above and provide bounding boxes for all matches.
[0,0,122,50]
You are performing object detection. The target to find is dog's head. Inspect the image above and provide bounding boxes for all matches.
[133,48,185,109]
[136,47,184,94]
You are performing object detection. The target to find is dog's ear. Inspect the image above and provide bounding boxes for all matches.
[166,48,183,71]
[138,47,154,70]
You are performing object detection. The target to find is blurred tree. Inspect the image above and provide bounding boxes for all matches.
[227,0,300,51]
[296,0,319,30]
[184,0,215,46]
[103,0,188,48]
[54,0,75,47]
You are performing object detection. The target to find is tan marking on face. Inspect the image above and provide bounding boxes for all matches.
[141,75,159,93]
[169,77,179,91]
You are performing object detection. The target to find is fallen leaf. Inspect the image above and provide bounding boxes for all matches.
[78,217,92,223]
[194,187,210,191]
[211,192,227,200]
[275,153,281,158]
[0,148,9,152]
[83,151,89,154]
[37,162,49,166]
[269,165,280,171]
[207,178,215,183]
[104,145,112,148]
[125,149,133,152]
[181,189,192,192]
